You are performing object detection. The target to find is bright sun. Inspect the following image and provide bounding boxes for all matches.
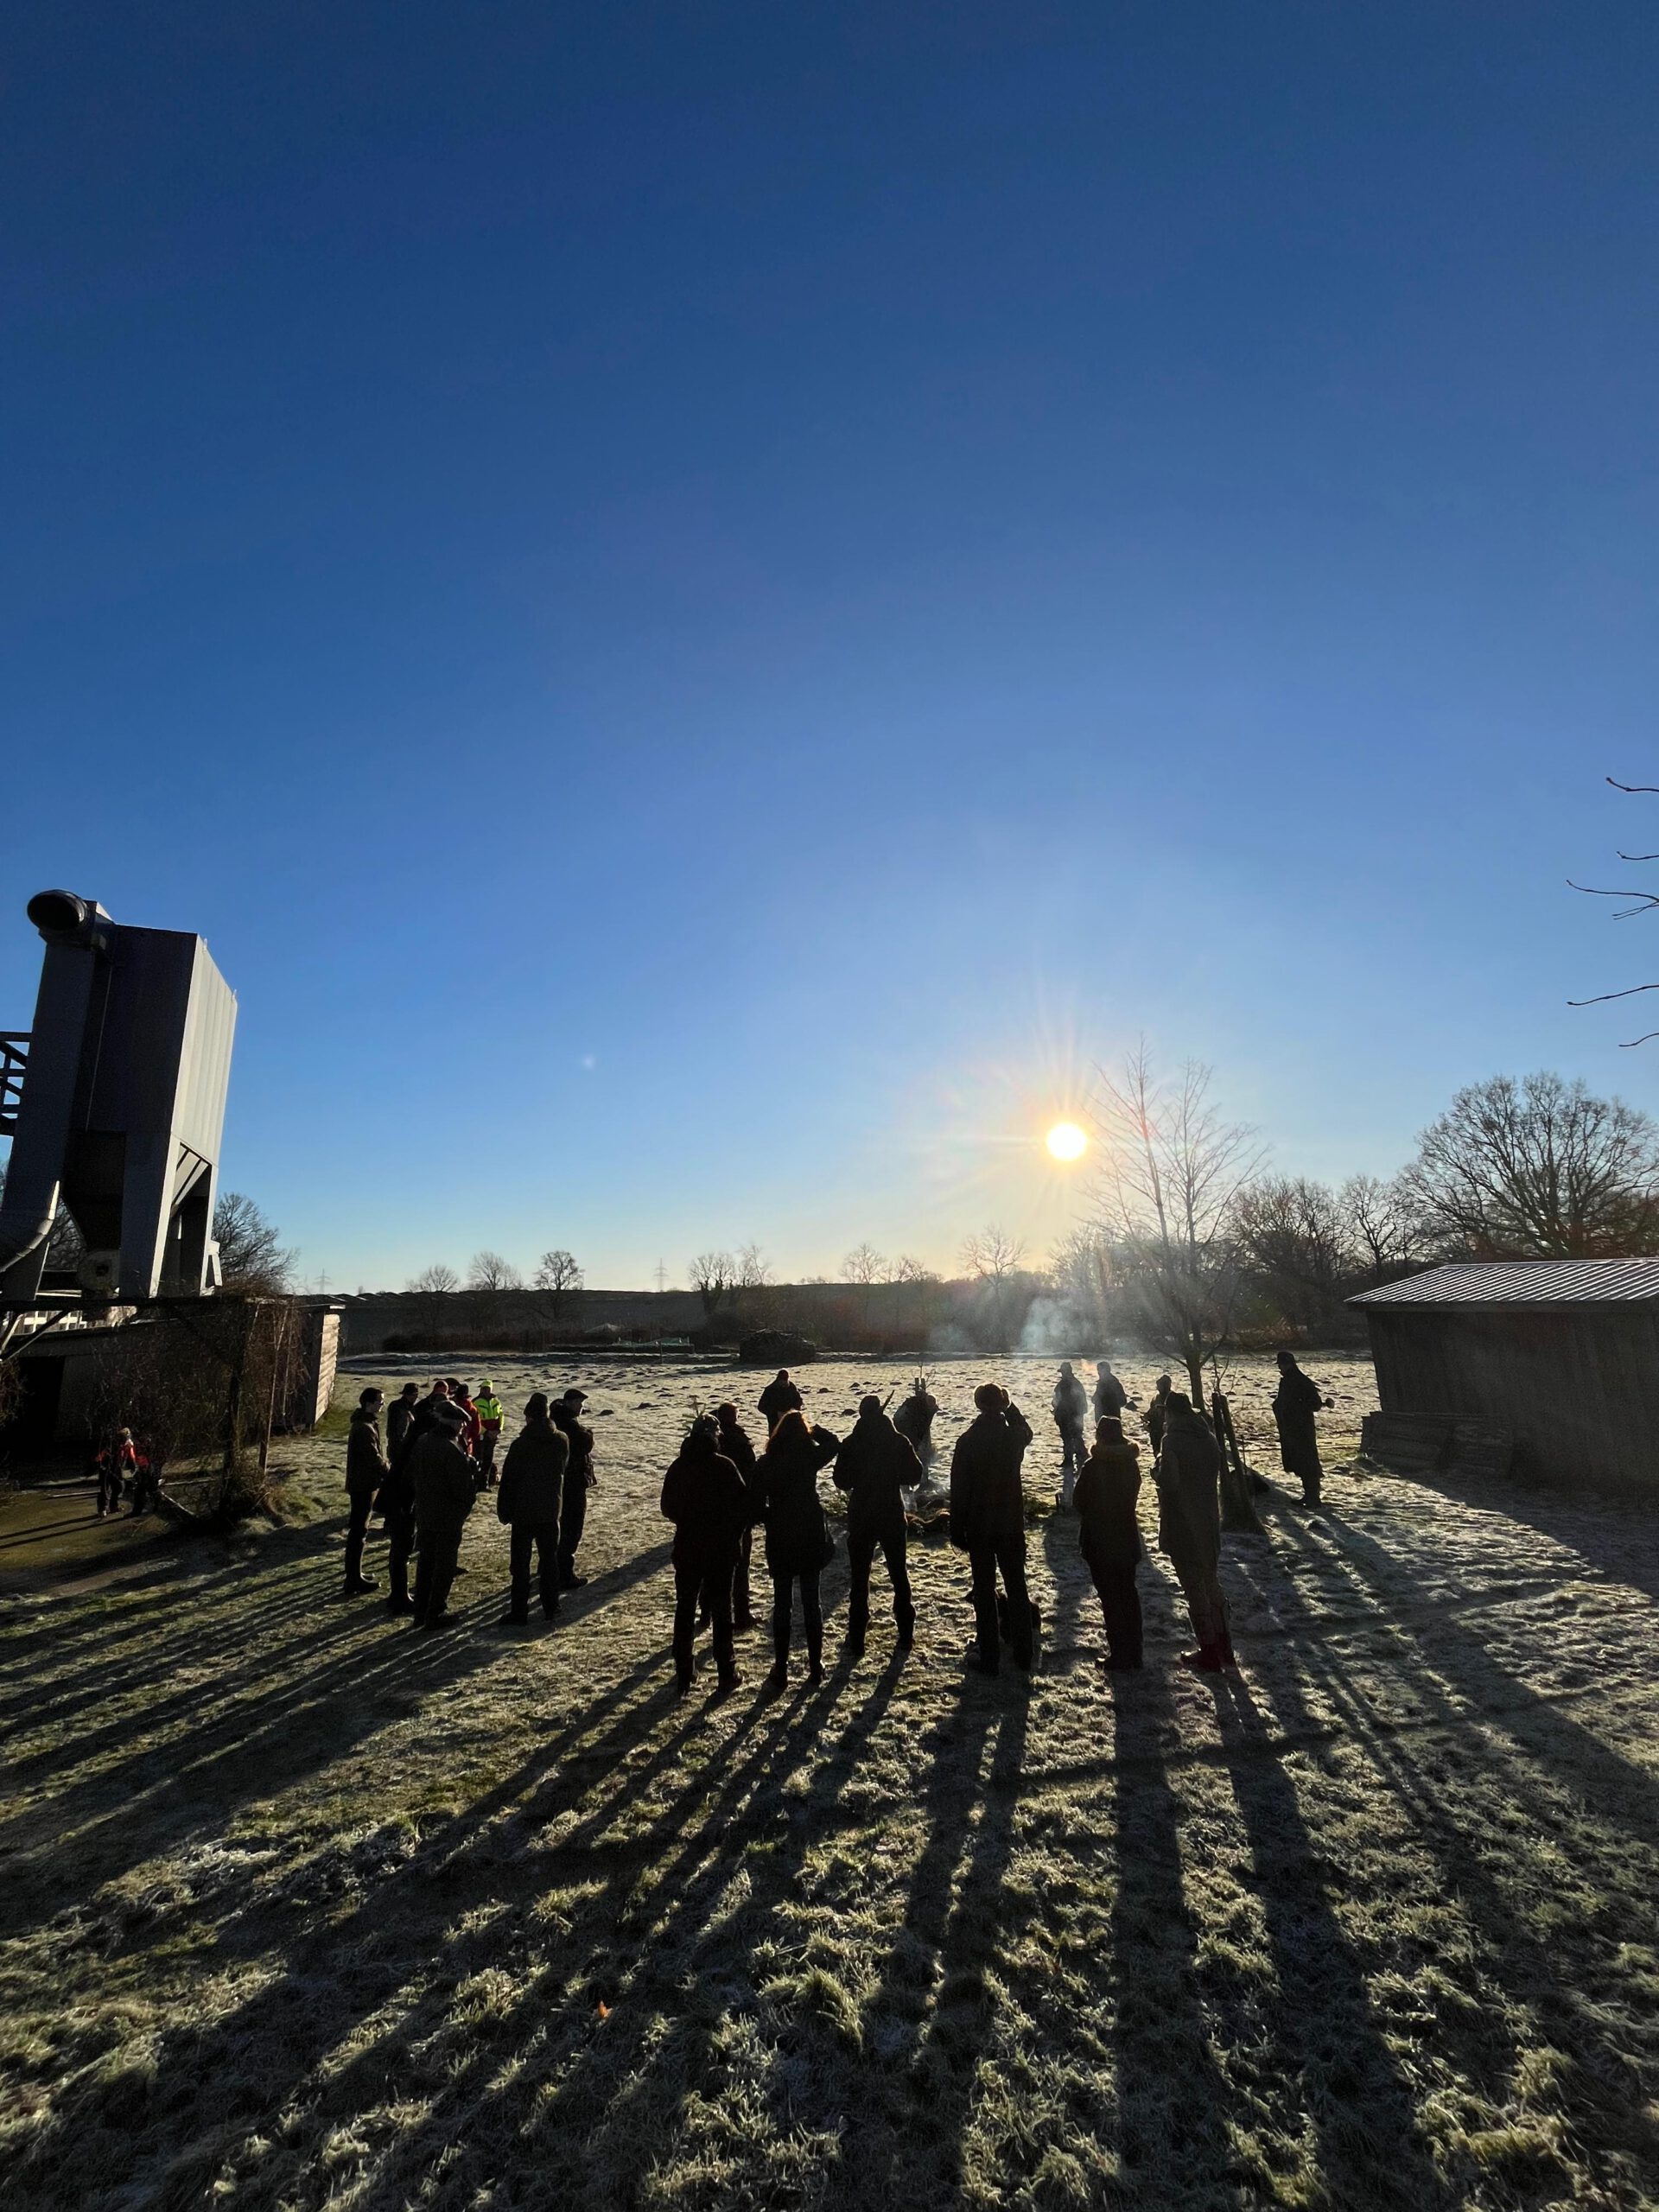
[1046,1121,1088,1163]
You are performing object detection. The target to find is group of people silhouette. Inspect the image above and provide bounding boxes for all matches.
[335,1352,1333,1698]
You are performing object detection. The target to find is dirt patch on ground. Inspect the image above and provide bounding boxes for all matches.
[2,1354,1656,2209]
[0,1477,179,1594]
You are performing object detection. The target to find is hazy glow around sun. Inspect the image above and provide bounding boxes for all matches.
[1046,1121,1088,1162]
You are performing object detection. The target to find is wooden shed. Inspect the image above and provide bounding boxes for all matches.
[1348,1259,1659,1488]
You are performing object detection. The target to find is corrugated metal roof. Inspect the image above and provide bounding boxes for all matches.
[1349,1259,1659,1309]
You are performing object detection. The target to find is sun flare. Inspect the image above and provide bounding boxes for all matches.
[1046,1120,1088,1162]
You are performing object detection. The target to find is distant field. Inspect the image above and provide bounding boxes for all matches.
[2,1352,1656,2210]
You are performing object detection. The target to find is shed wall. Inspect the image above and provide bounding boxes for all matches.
[1367,1307,1659,1486]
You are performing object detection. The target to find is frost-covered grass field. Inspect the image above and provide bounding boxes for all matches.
[3,1352,1657,2211]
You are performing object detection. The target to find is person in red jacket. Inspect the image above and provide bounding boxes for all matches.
[446,1379,483,1459]
[89,1427,137,1517]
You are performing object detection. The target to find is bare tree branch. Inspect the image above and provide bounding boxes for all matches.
[1566,880,1659,918]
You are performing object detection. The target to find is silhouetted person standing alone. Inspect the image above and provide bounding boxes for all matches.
[754,1408,840,1688]
[1052,1362,1090,1503]
[1156,1392,1234,1673]
[1073,1415,1142,1669]
[661,1415,749,1697]
[1273,1351,1333,1507]
[758,1369,803,1434]
[950,1383,1035,1675]
[834,1393,922,1656]
[495,1393,567,1626]
[342,1387,385,1597]
[1093,1360,1129,1422]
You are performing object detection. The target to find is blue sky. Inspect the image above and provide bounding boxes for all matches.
[3,3,1656,1290]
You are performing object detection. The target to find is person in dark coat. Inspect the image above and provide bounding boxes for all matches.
[757,1369,804,1434]
[892,1375,939,1465]
[661,1416,750,1695]
[1273,1351,1333,1506]
[1143,1374,1173,1461]
[385,1382,421,1466]
[495,1393,568,1626]
[1052,1363,1090,1502]
[342,1388,386,1597]
[949,1383,1035,1674]
[1156,1393,1234,1671]
[381,1380,449,1614]
[753,1408,841,1686]
[1093,1361,1129,1422]
[553,1389,595,1587]
[834,1394,923,1654]
[409,1402,475,1630]
[715,1402,761,1630]
[1073,1415,1142,1669]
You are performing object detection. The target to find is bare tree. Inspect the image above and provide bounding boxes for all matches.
[689,1250,734,1319]
[468,1250,524,1294]
[406,1262,459,1342]
[1087,1048,1264,1523]
[959,1225,1026,1285]
[1569,776,1659,1043]
[959,1224,1027,1349]
[1231,1175,1351,1335]
[842,1242,887,1287]
[1338,1173,1417,1284]
[729,1242,775,1325]
[213,1191,296,1294]
[892,1255,937,1285]
[1398,1071,1659,1258]
[531,1249,583,1322]
[1049,1225,1112,1331]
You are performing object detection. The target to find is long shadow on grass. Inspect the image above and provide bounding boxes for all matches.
[1109,1662,1246,2210]
[1299,1509,1659,1849]
[1232,1525,1659,2182]
[1039,1507,1091,1671]
[1210,1668,1451,2211]
[288,1657,903,2207]
[8,1654,695,2210]
[1412,1465,1659,1605]
[838,1662,1033,2206]
[0,1538,677,1932]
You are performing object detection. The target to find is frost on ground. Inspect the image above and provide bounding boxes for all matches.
[1,1354,1656,2210]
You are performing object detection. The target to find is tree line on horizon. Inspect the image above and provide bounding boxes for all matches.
[359,1058,1659,1389]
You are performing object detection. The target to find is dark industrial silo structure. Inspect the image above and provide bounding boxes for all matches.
[0,890,237,1305]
